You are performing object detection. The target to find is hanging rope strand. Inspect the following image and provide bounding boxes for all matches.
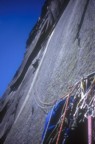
[45,99,67,144]
[56,94,70,144]
[56,82,79,144]
[41,73,95,144]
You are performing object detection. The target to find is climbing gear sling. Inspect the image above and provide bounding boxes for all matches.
[41,72,95,144]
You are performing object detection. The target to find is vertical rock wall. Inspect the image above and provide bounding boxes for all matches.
[0,0,95,143]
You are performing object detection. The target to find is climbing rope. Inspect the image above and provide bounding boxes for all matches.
[33,95,48,114]
[41,72,95,144]
[35,72,94,111]
[56,82,79,144]
[56,94,70,144]
[45,98,67,144]
[35,81,80,113]
[35,72,95,111]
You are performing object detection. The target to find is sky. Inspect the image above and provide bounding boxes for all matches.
[0,0,45,97]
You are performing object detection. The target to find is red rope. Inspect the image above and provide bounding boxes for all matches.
[56,94,70,144]
[56,82,79,144]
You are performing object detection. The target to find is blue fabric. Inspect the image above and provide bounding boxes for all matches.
[42,109,54,139]
[42,99,65,141]
[42,96,74,143]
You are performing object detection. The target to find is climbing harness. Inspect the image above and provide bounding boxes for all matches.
[41,72,95,144]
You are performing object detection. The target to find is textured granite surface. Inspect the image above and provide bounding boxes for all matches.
[0,0,95,143]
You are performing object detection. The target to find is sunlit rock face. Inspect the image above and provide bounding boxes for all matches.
[0,0,95,143]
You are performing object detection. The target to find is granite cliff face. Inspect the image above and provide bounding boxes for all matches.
[0,0,95,143]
